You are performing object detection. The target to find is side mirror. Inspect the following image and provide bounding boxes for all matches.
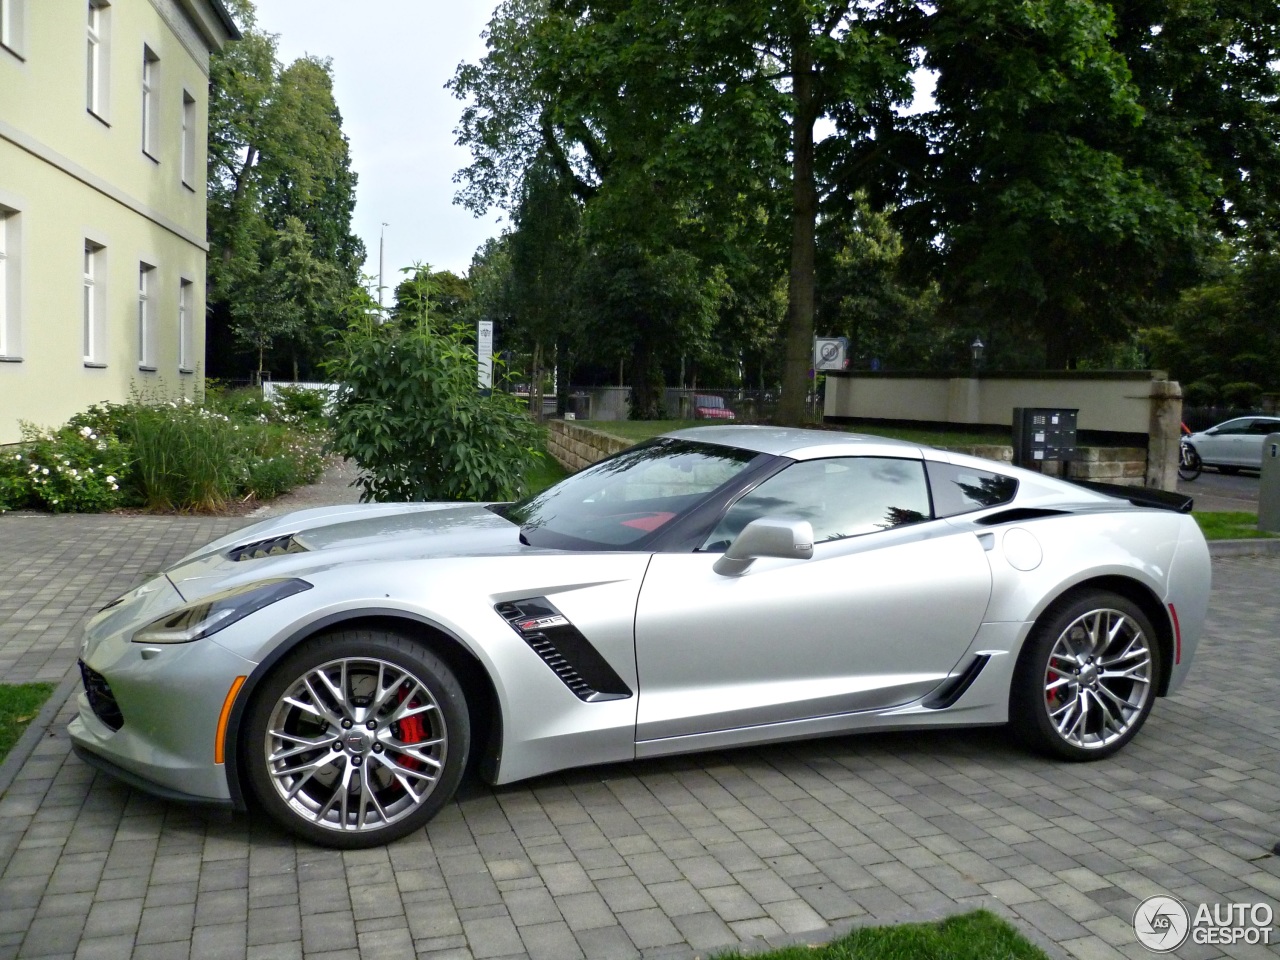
[713,517,814,577]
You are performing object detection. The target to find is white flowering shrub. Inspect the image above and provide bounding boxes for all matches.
[1,397,328,514]
[8,423,133,513]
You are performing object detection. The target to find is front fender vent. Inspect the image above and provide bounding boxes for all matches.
[496,598,632,702]
[227,534,307,562]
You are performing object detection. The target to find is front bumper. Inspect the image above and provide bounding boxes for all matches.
[69,605,259,804]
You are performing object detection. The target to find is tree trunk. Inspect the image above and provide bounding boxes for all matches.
[777,32,820,426]
[630,336,664,419]
[530,342,545,422]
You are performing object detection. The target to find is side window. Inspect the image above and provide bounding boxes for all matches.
[1249,420,1280,436]
[926,461,1018,518]
[703,457,931,550]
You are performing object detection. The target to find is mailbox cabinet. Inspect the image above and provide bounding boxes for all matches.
[1013,407,1079,469]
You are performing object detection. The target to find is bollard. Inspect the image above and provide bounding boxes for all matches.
[1259,433,1280,533]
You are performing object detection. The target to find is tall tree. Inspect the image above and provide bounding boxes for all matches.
[206,0,365,379]
[453,0,910,421]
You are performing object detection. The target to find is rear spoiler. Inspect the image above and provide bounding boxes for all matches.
[1065,479,1194,514]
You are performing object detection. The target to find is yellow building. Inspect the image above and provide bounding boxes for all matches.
[0,0,238,444]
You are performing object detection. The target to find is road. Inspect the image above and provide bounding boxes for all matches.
[1177,467,1260,513]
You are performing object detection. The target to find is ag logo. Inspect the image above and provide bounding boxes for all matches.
[1133,895,1190,952]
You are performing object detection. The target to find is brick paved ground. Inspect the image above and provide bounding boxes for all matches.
[0,486,1277,959]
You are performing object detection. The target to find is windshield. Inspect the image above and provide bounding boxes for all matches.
[506,439,762,549]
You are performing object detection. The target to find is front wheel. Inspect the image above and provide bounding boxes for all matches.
[1177,444,1202,481]
[1010,591,1161,761]
[243,629,470,848]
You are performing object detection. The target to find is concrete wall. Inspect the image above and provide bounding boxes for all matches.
[825,372,1169,434]
[546,421,631,472]
[826,372,1183,489]
[0,1,234,443]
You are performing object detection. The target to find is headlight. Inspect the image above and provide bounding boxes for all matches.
[131,579,312,644]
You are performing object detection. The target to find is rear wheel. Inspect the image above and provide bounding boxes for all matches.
[244,629,469,848]
[1011,590,1160,760]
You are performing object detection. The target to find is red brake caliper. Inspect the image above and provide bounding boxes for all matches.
[393,683,426,770]
[1047,658,1062,707]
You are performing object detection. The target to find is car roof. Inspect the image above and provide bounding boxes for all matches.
[661,424,925,460]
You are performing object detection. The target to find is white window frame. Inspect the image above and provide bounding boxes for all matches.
[142,46,159,160]
[83,240,106,365]
[86,1,111,121]
[137,262,156,370]
[178,277,194,372]
[0,205,18,360]
[1,0,27,58]
[181,90,197,188]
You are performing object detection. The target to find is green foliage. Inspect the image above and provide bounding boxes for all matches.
[327,312,542,503]
[207,2,364,380]
[11,423,133,513]
[0,395,326,514]
[710,909,1049,960]
[270,386,330,429]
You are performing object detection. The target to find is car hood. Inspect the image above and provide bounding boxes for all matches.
[165,502,527,601]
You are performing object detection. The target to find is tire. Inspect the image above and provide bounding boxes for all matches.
[243,629,470,848]
[1010,590,1161,761]
[1177,445,1202,481]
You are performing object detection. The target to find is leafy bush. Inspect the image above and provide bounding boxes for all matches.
[1,394,329,514]
[124,401,244,511]
[0,449,32,512]
[12,423,133,513]
[327,318,541,502]
[271,386,330,428]
[240,423,327,501]
[205,384,276,422]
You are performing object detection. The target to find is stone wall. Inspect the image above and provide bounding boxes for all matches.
[546,421,631,472]
[941,444,1147,486]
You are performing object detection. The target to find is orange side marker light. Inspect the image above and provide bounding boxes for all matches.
[214,676,247,764]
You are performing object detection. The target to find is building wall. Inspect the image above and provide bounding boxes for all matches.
[0,0,234,443]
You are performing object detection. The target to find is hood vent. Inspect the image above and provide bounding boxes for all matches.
[227,534,307,562]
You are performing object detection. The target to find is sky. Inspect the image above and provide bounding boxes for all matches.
[252,1,506,288]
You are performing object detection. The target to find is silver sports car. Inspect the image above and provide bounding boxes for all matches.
[70,426,1211,848]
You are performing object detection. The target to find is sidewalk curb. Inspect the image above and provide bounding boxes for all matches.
[1208,538,1280,557]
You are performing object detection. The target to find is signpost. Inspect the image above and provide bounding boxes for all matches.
[477,320,493,394]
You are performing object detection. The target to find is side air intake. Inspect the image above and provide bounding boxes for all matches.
[495,598,632,702]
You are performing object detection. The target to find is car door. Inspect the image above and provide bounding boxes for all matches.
[1244,419,1280,469]
[1197,419,1251,466]
[633,455,992,743]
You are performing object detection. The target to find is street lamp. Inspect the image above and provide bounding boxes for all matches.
[378,222,389,319]
[970,337,985,374]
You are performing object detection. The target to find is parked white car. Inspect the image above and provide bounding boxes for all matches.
[1184,416,1280,473]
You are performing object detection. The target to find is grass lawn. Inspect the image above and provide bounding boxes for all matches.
[527,447,570,494]
[0,682,56,763]
[1193,511,1278,540]
[581,420,1010,449]
[711,910,1049,960]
